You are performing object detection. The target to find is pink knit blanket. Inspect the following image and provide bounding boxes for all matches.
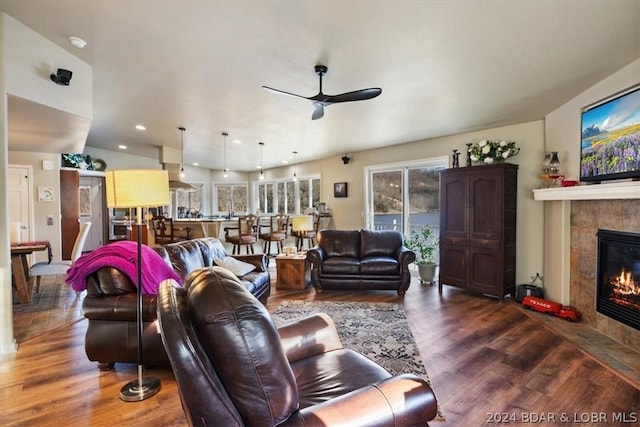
[66,241,181,294]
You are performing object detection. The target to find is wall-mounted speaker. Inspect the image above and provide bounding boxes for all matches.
[341,155,350,165]
[50,68,73,86]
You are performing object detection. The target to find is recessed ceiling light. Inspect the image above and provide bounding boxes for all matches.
[118,144,127,150]
[256,165,261,169]
[282,160,289,164]
[233,139,241,144]
[69,36,87,49]
[135,124,146,131]
[193,162,199,166]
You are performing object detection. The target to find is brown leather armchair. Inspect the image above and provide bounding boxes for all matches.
[158,267,438,426]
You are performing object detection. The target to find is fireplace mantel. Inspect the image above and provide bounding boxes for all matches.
[533,181,640,201]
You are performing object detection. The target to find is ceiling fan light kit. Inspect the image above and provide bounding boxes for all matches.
[263,65,382,120]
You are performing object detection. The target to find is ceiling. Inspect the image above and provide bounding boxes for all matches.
[1,0,639,172]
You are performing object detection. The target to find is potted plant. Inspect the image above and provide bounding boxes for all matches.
[404,225,439,284]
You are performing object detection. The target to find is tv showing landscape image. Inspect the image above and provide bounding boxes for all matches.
[580,86,640,182]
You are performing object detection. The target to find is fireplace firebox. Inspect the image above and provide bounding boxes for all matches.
[596,229,640,330]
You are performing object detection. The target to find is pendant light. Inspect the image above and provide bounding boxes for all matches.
[292,151,298,181]
[222,132,229,178]
[259,142,265,180]
[179,127,186,178]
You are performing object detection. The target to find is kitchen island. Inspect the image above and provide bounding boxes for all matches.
[173,217,240,239]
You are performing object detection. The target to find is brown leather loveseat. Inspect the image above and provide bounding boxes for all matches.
[82,238,270,370]
[307,229,415,295]
[158,266,438,425]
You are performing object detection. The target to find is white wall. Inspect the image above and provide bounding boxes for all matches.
[83,146,161,170]
[1,13,92,354]
[542,57,640,304]
[84,145,240,217]
[3,15,91,119]
[0,14,12,354]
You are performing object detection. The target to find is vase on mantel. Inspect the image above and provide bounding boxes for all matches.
[539,151,562,188]
[549,152,560,174]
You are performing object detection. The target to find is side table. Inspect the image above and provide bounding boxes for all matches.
[276,254,311,291]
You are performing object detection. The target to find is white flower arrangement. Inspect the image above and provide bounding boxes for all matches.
[468,140,520,164]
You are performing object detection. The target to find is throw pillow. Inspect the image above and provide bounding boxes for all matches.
[214,256,256,277]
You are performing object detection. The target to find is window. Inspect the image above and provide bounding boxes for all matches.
[175,183,203,215]
[365,158,447,235]
[215,183,248,214]
[285,181,295,214]
[277,182,285,213]
[257,177,320,214]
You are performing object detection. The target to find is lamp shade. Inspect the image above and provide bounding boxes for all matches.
[292,215,314,232]
[106,169,170,208]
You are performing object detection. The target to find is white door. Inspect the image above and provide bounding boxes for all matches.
[8,165,32,243]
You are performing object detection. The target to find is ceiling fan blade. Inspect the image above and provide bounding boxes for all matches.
[324,88,382,103]
[262,86,308,100]
[312,103,324,120]
[263,66,382,120]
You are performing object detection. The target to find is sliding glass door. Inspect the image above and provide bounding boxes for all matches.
[406,165,442,235]
[366,157,447,236]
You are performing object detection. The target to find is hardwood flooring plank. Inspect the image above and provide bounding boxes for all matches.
[2,272,638,426]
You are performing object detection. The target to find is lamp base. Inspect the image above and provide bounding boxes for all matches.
[119,376,161,402]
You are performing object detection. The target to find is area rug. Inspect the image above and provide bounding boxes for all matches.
[12,282,62,313]
[271,300,445,420]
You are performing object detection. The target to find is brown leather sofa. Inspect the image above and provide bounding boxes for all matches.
[158,267,438,426]
[82,238,270,370]
[307,229,416,295]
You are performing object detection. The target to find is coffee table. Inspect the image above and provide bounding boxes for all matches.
[275,254,311,291]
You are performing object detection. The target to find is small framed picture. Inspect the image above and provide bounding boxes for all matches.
[333,182,348,198]
[79,186,91,217]
[38,186,54,202]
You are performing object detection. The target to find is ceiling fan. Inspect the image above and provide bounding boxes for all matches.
[262,65,382,120]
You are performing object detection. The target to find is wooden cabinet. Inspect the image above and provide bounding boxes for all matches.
[438,163,518,300]
[128,224,149,245]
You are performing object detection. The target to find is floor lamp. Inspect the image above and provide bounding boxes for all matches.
[105,169,169,402]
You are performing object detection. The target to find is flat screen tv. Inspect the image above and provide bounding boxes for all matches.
[580,85,640,183]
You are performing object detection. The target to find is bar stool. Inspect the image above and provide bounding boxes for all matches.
[224,214,260,254]
[260,213,289,262]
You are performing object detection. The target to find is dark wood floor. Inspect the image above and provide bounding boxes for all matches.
[3,272,639,426]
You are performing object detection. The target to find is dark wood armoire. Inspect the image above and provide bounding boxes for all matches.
[438,163,518,300]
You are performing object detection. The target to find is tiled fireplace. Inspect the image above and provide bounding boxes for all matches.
[570,199,640,348]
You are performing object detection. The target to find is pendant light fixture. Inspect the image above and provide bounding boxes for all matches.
[259,142,265,180]
[222,131,229,178]
[292,151,298,181]
[179,127,186,178]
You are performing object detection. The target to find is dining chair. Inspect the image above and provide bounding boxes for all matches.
[224,214,260,254]
[29,222,92,293]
